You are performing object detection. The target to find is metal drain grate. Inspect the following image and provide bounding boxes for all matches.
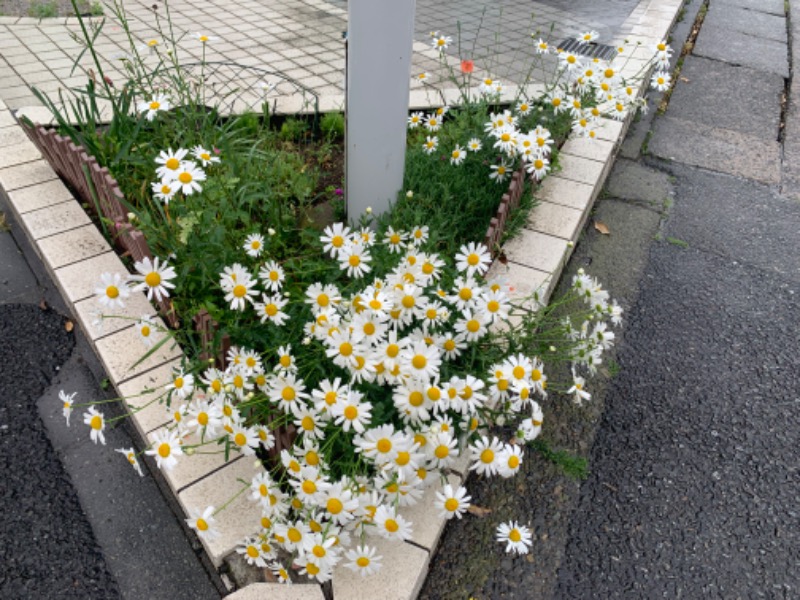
[557,38,618,61]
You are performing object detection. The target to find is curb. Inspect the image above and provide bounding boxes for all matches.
[0,0,683,597]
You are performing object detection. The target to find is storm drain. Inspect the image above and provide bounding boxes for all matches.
[557,38,618,61]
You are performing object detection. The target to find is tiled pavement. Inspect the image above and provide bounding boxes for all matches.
[0,0,683,598]
[0,0,640,112]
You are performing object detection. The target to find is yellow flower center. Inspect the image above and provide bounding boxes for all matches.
[357,556,370,568]
[327,498,343,514]
[385,519,399,533]
[302,480,316,494]
[144,272,161,287]
[149,101,160,110]
[349,255,361,267]
[445,498,459,512]
[90,415,102,430]
[165,157,179,170]
[232,284,247,298]
[409,391,424,407]
[344,405,358,420]
[246,545,259,558]
[339,342,353,356]
[508,455,520,468]
[325,391,338,405]
[196,518,209,531]
[396,451,410,466]
[317,293,330,306]
[178,172,192,184]
[105,285,119,299]
[158,443,171,458]
[301,416,314,431]
[509,528,522,542]
[140,325,151,337]
[265,304,278,316]
[480,449,494,464]
[412,355,427,370]
[281,387,296,402]
[466,319,480,333]
[234,432,247,447]
[435,445,449,459]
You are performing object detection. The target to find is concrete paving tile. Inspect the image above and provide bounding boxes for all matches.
[560,136,615,163]
[705,3,787,44]
[554,153,606,188]
[535,176,595,211]
[18,199,90,240]
[693,24,788,79]
[177,457,264,567]
[0,159,57,191]
[526,201,584,241]
[400,472,461,550]
[649,115,782,186]
[225,583,325,600]
[593,118,625,143]
[0,111,16,128]
[72,288,157,341]
[147,425,241,494]
[666,55,783,140]
[332,536,430,600]
[7,178,74,213]
[0,125,29,148]
[5,96,41,110]
[52,250,128,303]
[485,260,550,307]
[503,228,570,274]
[14,105,56,125]
[94,317,182,384]
[117,359,182,439]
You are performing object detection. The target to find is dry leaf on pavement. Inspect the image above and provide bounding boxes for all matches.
[594,220,611,235]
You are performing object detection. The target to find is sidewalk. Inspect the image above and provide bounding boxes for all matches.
[555,0,800,596]
[0,1,680,599]
[0,0,640,113]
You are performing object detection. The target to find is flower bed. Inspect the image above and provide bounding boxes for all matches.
[32,1,671,594]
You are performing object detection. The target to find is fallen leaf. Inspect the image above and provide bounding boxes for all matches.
[39,299,48,310]
[65,320,74,332]
[594,220,611,235]
[679,76,690,83]
[467,505,493,518]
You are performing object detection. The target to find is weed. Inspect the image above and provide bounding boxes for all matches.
[320,112,345,140]
[28,0,58,18]
[0,212,9,232]
[641,130,653,155]
[666,236,689,248]
[90,1,104,16]
[607,358,621,378]
[530,438,589,480]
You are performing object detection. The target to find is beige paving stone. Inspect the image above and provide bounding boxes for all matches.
[36,224,110,269]
[0,112,11,129]
[594,118,625,143]
[148,425,242,494]
[18,199,91,240]
[177,457,264,567]
[502,228,570,274]
[117,359,182,439]
[535,176,595,211]
[332,536,429,600]
[0,159,57,191]
[0,124,28,147]
[525,201,584,241]
[554,153,607,187]
[72,288,157,341]
[485,260,551,308]
[400,471,461,551]
[7,178,73,213]
[94,318,182,384]
[0,139,41,168]
[53,250,128,303]
[225,582,325,600]
[560,136,615,164]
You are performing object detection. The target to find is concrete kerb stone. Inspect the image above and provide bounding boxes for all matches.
[0,0,684,594]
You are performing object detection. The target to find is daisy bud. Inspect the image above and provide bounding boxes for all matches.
[247,392,255,399]
[406,190,414,198]
[253,460,262,469]
[366,206,372,214]
[567,241,574,247]
[268,228,276,236]
[185,447,195,456]
[549,346,557,352]
[127,212,136,221]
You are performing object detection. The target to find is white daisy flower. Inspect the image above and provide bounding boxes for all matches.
[137,93,170,121]
[173,161,206,195]
[496,521,533,554]
[95,272,129,309]
[192,145,220,167]
[435,484,472,519]
[130,256,176,302]
[83,407,106,445]
[116,447,144,477]
[185,506,220,541]
[243,233,265,257]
